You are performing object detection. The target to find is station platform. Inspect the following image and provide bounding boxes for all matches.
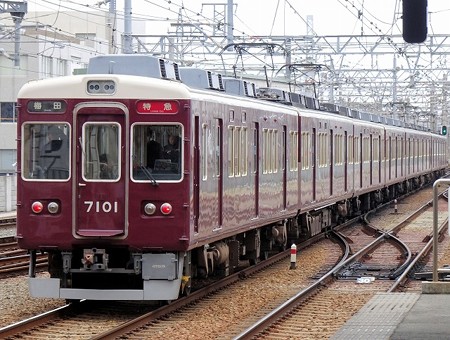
[332,287,450,339]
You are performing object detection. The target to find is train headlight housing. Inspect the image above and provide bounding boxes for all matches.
[31,201,44,214]
[47,202,60,214]
[160,203,172,215]
[87,80,116,94]
[144,203,156,215]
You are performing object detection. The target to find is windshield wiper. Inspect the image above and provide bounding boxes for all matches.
[133,155,158,186]
[140,165,158,186]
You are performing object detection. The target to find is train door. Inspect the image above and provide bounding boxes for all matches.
[389,136,393,180]
[395,137,398,178]
[344,131,348,192]
[330,129,333,196]
[194,116,200,233]
[407,137,411,175]
[215,119,223,227]
[282,125,287,210]
[359,133,363,188]
[378,137,382,183]
[401,136,404,176]
[370,134,373,185]
[253,122,259,217]
[74,104,127,237]
[312,128,316,201]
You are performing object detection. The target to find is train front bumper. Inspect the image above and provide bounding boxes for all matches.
[29,277,183,301]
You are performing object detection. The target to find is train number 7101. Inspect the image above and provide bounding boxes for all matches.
[84,201,118,213]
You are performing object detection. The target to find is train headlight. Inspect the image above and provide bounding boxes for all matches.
[47,202,59,214]
[31,201,44,214]
[160,203,172,215]
[87,80,116,94]
[144,203,157,215]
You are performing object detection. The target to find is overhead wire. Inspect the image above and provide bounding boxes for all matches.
[0,0,449,111]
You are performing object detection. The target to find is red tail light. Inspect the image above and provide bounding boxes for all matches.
[31,201,44,214]
[160,203,172,215]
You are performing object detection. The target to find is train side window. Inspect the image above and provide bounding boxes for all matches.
[234,127,241,177]
[348,135,354,165]
[228,126,235,177]
[373,137,379,162]
[202,123,208,180]
[334,134,343,165]
[273,129,278,173]
[305,132,309,170]
[354,135,360,164]
[262,128,269,174]
[229,109,235,122]
[22,123,70,181]
[288,131,303,171]
[240,127,248,176]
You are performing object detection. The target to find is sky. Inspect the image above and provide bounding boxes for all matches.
[23,0,450,38]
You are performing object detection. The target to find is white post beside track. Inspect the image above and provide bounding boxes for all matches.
[290,244,297,270]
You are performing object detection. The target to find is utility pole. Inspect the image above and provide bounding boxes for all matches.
[107,0,116,53]
[122,0,132,53]
[226,0,234,47]
[0,1,27,67]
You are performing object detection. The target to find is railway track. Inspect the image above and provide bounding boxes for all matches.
[0,237,17,251]
[1,187,448,338]
[0,227,345,338]
[0,236,48,277]
[0,217,16,228]
[233,189,449,339]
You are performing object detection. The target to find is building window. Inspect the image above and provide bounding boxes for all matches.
[0,102,16,122]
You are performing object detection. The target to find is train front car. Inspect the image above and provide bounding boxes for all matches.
[16,71,192,301]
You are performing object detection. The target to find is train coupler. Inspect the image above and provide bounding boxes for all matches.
[81,248,109,270]
[62,251,72,274]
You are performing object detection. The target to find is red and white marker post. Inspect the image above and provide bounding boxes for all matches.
[290,243,297,270]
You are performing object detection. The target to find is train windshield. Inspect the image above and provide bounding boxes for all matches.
[132,124,182,182]
[21,123,70,181]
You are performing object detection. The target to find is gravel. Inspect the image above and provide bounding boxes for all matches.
[0,273,66,328]
[1,220,66,329]
[0,225,16,238]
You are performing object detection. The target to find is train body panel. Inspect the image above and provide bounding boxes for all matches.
[354,121,372,195]
[16,54,448,301]
[190,91,300,245]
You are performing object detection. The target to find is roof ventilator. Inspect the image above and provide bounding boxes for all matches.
[179,67,225,91]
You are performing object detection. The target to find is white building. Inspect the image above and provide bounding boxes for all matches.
[0,8,144,210]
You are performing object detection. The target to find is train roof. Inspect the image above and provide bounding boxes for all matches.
[17,73,191,100]
[18,54,443,136]
[88,55,181,81]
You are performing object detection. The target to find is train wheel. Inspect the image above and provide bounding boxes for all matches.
[249,257,260,265]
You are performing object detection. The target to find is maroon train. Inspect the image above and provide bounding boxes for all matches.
[16,55,447,301]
